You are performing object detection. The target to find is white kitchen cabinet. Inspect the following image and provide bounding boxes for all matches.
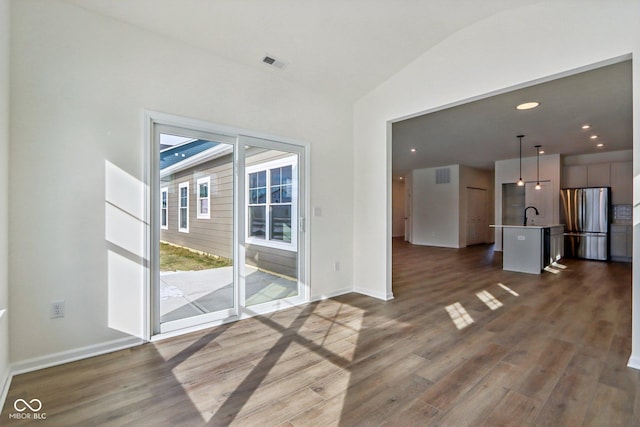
[549,225,564,263]
[496,225,564,274]
[564,165,587,188]
[587,163,611,187]
[501,226,544,274]
[611,224,632,262]
[611,161,632,205]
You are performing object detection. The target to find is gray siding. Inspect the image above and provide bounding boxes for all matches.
[161,153,234,259]
[246,244,297,279]
[160,148,297,278]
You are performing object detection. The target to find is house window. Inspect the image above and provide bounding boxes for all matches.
[247,156,296,250]
[178,181,189,233]
[269,166,292,243]
[160,187,168,230]
[197,177,210,219]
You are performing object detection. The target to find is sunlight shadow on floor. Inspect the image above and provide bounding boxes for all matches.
[497,282,519,296]
[445,302,475,330]
[151,300,365,424]
[476,290,503,310]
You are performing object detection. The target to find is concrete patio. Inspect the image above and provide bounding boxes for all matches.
[160,266,297,323]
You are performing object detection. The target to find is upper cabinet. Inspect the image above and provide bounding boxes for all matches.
[611,161,633,204]
[564,165,587,188]
[587,163,611,187]
[562,160,632,205]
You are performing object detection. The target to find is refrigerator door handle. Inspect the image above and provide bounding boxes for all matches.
[580,189,585,233]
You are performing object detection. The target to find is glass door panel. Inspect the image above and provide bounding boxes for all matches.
[240,138,306,310]
[153,124,237,334]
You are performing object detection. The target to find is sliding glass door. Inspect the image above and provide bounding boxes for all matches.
[150,119,306,336]
[153,124,237,334]
[239,137,306,314]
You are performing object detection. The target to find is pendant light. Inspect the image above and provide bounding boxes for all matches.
[516,135,525,186]
[534,144,542,190]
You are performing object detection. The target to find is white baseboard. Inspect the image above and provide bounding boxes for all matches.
[10,336,144,376]
[628,353,640,370]
[310,287,352,302]
[0,366,11,415]
[354,286,394,301]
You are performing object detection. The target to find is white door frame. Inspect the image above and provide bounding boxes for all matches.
[145,111,309,340]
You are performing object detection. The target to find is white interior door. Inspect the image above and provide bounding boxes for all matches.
[405,177,412,242]
[466,187,488,246]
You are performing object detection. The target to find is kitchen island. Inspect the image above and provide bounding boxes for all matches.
[491,225,564,274]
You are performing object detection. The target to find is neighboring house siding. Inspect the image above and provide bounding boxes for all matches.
[160,148,297,279]
[246,244,296,278]
[245,149,291,168]
[161,154,234,259]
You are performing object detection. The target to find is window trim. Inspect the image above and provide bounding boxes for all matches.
[246,155,297,251]
[196,176,211,220]
[160,187,169,230]
[178,181,189,233]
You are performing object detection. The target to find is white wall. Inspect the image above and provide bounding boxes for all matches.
[409,164,493,249]
[391,179,405,237]
[410,164,493,249]
[0,0,10,401]
[563,149,632,166]
[494,154,561,250]
[9,0,353,365]
[410,165,460,248]
[353,2,640,365]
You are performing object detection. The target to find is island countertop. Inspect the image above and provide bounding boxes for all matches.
[490,224,564,229]
[493,225,565,274]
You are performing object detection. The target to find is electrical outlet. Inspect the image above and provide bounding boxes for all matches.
[334,261,340,272]
[50,300,65,319]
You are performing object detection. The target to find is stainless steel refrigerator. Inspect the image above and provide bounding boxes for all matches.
[560,187,610,260]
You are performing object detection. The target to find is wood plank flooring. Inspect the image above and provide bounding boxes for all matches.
[2,239,638,426]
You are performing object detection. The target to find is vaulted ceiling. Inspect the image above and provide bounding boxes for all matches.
[61,1,633,173]
[61,0,543,102]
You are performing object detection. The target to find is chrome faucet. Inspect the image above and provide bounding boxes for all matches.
[524,206,539,226]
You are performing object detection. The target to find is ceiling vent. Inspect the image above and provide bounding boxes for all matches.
[262,55,287,70]
[436,168,451,184]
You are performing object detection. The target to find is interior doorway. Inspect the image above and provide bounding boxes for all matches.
[465,187,489,246]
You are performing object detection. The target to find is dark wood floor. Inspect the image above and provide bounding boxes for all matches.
[2,239,638,426]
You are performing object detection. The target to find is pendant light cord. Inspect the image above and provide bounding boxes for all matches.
[535,144,542,189]
[517,135,525,185]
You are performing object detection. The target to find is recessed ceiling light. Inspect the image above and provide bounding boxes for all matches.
[590,135,598,139]
[516,101,540,110]
[596,143,604,148]
[582,124,591,129]
[410,148,417,152]
[399,176,404,180]
[539,150,545,154]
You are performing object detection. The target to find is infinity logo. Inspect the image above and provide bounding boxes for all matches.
[13,398,43,412]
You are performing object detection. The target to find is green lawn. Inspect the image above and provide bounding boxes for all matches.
[160,243,232,272]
